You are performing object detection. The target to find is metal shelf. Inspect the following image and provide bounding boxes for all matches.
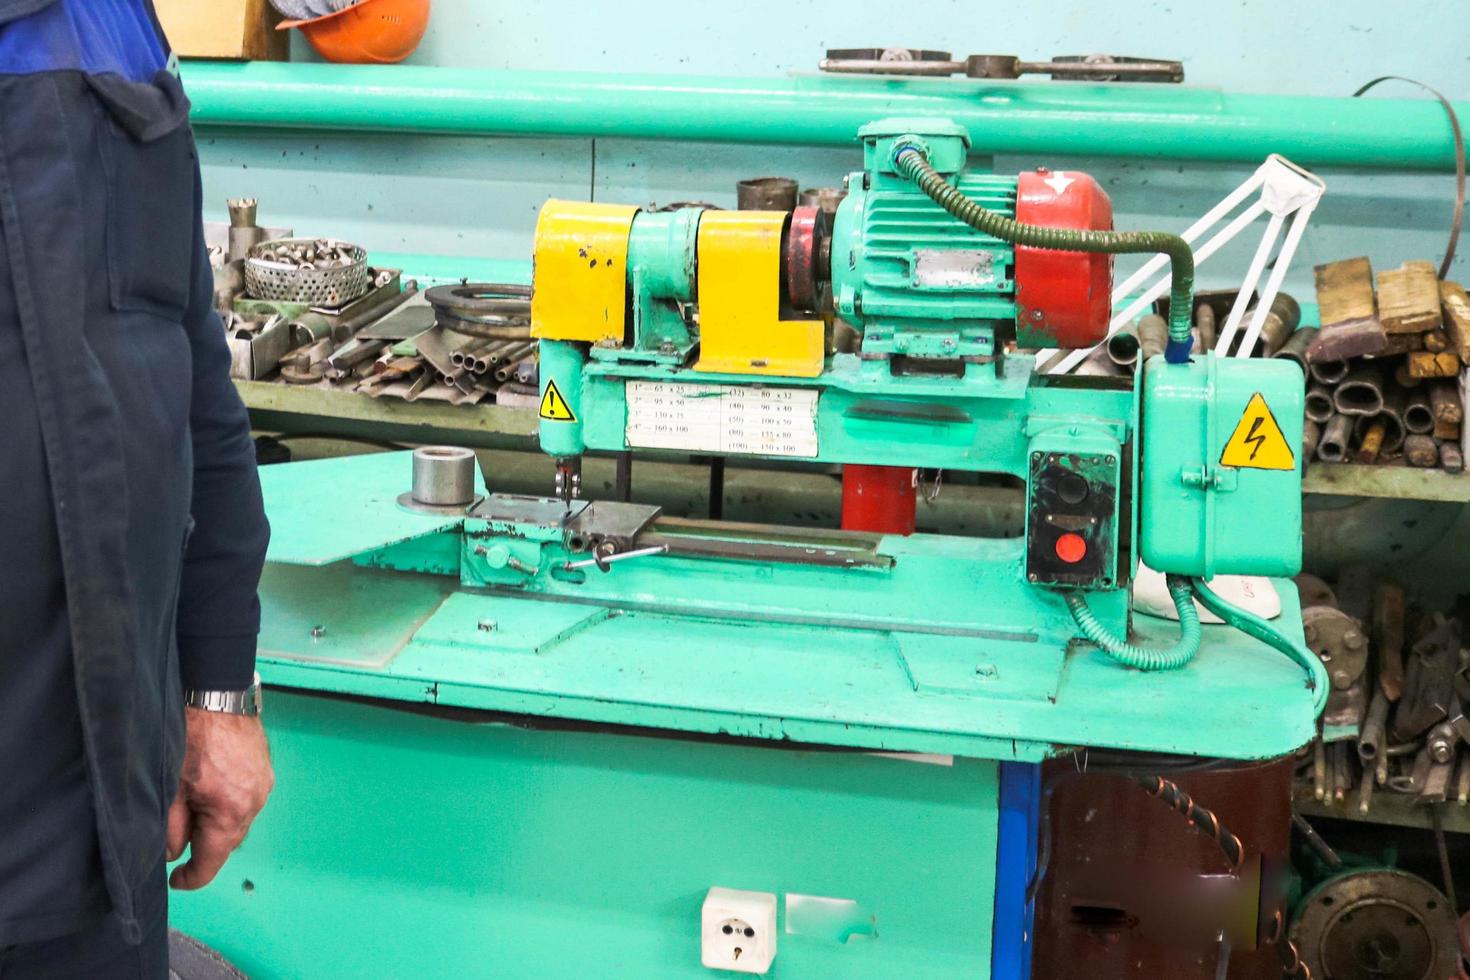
[1295,790,1470,835]
[238,380,538,451]
[1302,462,1470,503]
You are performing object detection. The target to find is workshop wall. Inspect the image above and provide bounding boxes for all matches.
[195,0,1470,295]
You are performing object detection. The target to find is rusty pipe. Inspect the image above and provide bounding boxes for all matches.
[1273,326,1318,375]
[1136,313,1169,361]
[1333,363,1385,417]
[1404,388,1436,434]
[1318,414,1352,462]
[1305,383,1337,423]
[1303,418,1322,460]
[1310,358,1350,385]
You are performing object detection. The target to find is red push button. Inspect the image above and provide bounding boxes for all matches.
[1055,532,1087,564]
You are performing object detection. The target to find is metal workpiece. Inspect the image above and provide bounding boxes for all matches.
[1237,292,1300,356]
[1135,313,1169,361]
[427,282,533,339]
[1308,357,1350,385]
[1404,433,1441,467]
[1404,387,1436,433]
[1304,383,1336,423]
[1104,330,1139,369]
[735,176,797,211]
[226,197,267,263]
[1427,721,1460,764]
[1192,303,1216,356]
[1317,414,1353,463]
[1272,325,1318,374]
[1301,418,1322,461]
[1358,688,1390,765]
[798,187,847,214]
[1352,408,1405,458]
[1333,363,1385,416]
[402,445,479,513]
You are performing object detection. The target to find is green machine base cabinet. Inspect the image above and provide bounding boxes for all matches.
[169,452,1319,979]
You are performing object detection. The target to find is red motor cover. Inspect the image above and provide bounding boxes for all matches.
[1013,168,1114,349]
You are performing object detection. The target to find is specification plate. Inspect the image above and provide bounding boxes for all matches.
[625,381,819,458]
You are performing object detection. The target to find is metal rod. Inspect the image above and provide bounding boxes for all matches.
[561,544,669,572]
[180,62,1469,170]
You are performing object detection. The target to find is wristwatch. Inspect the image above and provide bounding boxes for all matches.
[183,671,263,717]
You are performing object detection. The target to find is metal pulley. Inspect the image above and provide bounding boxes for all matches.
[1291,869,1461,980]
[820,48,1184,82]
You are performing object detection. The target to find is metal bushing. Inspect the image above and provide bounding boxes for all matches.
[425,283,532,338]
[736,177,798,211]
[399,446,480,514]
[785,205,832,312]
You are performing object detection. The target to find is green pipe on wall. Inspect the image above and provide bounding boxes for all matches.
[181,61,1464,171]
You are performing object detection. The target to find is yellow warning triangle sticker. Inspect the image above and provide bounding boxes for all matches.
[1220,392,1294,470]
[539,379,577,422]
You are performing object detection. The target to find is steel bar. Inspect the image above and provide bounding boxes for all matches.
[1318,414,1352,462]
[179,62,1468,170]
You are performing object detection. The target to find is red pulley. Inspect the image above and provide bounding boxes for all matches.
[841,464,917,535]
[1013,168,1114,349]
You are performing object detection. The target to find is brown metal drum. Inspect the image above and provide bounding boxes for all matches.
[1031,756,1295,980]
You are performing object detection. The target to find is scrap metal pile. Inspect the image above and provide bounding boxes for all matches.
[211,216,539,407]
[1302,257,1469,472]
[1293,572,1470,810]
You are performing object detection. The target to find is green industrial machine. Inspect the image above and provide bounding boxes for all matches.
[175,119,1327,978]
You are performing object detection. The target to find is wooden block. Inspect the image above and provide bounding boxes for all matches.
[1407,351,1461,378]
[1429,382,1464,423]
[1315,257,1379,330]
[1422,329,1450,353]
[1376,261,1442,334]
[1433,419,1461,440]
[1439,280,1470,361]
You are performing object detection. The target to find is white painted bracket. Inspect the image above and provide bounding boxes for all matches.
[1038,155,1327,373]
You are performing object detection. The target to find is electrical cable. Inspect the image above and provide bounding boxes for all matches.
[1189,578,1330,716]
[893,143,1197,362]
[1063,574,1201,670]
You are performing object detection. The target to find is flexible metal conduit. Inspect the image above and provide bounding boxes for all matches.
[179,62,1466,171]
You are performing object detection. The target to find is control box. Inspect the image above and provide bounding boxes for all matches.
[1140,353,1304,578]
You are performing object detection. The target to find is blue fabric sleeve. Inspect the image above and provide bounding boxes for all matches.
[174,142,270,692]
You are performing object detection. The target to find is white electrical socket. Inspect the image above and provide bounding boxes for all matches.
[701,887,777,974]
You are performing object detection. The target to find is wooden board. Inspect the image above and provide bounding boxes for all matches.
[1407,350,1462,378]
[1439,280,1470,361]
[1314,256,1378,330]
[1376,260,1442,334]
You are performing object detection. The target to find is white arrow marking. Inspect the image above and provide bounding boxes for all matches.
[1042,172,1075,195]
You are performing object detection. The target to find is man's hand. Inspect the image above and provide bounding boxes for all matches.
[166,708,274,890]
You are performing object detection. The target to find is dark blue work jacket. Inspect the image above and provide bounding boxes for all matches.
[0,0,269,946]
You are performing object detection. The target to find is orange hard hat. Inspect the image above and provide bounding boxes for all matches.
[278,0,430,65]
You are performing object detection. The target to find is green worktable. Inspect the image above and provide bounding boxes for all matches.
[172,451,1316,978]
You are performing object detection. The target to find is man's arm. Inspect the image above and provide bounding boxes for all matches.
[166,153,274,891]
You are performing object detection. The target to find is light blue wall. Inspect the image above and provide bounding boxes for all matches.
[197,1,1470,294]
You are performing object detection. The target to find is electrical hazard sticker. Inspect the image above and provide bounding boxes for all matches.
[1220,392,1294,470]
[539,379,576,422]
